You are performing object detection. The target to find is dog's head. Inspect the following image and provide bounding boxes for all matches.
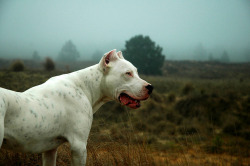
[99,49,153,109]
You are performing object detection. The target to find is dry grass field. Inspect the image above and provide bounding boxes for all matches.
[0,60,249,165]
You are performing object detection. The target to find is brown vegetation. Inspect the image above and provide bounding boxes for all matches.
[44,57,55,71]
[10,60,25,72]
[0,60,249,165]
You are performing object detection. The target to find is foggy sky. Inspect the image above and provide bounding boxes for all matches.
[0,0,250,61]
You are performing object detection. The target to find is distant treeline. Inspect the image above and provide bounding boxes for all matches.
[1,58,250,79]
[1,35,250,75]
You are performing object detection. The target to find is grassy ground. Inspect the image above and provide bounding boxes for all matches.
[0,61,250,165]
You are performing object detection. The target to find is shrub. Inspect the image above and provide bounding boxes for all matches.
[167,92,176,103]
[146,135,157,144]
[178,125,198,135]
[200,89,206,95]
[175,97,198,117]
[166,110,182,125]
[205,135,223,153]
[147,114,164,124]
[150,91,163,102]
[182,83,194,95]
[165,123,176,135]
[44,57,55,71]
[10,60,25,72]
[211,92,218,98]
[223,121,242,136]
[134,121,148,131]
[153,121,167,134]
[226,90,239,101]
[212,135,223,151]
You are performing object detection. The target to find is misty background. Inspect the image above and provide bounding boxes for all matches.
[0,0,250,62]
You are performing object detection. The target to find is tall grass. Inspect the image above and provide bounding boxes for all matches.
[0,63,250,165]
[0,134,154,166]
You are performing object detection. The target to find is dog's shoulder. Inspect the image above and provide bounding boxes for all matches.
[24,73,75,95]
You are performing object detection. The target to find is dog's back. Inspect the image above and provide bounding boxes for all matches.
[0,87,16,147]
[0,84,69,153]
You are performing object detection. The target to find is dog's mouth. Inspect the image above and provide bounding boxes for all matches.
[118,93,141,109]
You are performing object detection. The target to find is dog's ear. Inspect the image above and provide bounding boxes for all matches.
[117,51,124,59]
[104,49,118,65]
[99,49,118,73]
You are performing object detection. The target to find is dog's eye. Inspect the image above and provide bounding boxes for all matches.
[126,72,132,77]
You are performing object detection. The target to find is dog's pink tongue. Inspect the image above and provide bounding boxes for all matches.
[120,95,133,105]
[120,95,140,109]
[128,102,140,109]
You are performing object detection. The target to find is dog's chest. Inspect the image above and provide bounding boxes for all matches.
[2,136,67,153]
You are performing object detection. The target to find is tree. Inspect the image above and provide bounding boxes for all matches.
[32,51,41,61]
[58,40,80,61]
[123,35,165,75]
[193,43,207,61]
[208,53,214,61]
[220,50,230,63]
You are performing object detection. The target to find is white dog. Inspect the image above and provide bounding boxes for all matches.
[0,49,153,166]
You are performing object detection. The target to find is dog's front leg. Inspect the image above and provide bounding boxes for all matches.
[0,103,5,148]
[42,148,58,166]
[0,119,4,147]
[70,139,87,166]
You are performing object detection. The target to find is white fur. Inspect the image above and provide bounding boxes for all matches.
[0,49,151,166]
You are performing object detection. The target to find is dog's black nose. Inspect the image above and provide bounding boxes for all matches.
[146,84,153,95]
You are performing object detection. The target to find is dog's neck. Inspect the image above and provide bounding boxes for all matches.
[70,64,112,113]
